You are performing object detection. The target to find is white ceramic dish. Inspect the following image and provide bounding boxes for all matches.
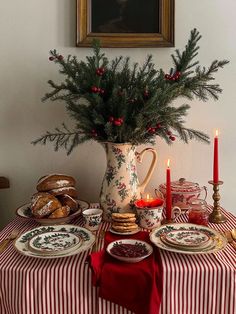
[160,234,214,251]
[14,224,95,259]
[109,227,141,236]
[107,239,153,263]
[16,200,89,225]
[28,231,82,255]
[150,223,227,255]
[162,229,210,248]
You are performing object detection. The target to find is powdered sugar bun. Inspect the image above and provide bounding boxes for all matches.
[31,192,62,218]
[49,186,78,198]
[36,174,76,192]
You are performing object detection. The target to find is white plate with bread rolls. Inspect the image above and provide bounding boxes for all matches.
[16,199,89,225]
[16,173,89,225]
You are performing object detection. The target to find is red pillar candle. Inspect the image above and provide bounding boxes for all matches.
[166,159,172,220]
[213,130,219,183]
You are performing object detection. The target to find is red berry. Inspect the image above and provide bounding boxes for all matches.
[167,131,172,136]
[147,127,156,134]
[165,74,171,80]
[114,120,122,126]
[170,136,176,141]
[91,86,98,93]
[156,123,162,129]
[143,90,149,97]
[91,129,98,137]
[57,55,64,60]
[117,117,123,123]
[109,116,114,122]
[49,56,54,61]
[175,71,180,76]
[100,88,105,94]
[96,67,105,76]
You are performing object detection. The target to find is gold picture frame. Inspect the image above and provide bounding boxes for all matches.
[76,0,175,47]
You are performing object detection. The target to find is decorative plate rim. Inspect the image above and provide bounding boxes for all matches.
[106,239,153,263]
[149,223,227,255]
[14,224,95,259]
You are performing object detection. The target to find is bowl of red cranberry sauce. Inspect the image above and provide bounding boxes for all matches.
[106,239,153,263]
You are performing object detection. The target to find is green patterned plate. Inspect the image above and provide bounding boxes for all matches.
[28,231,82,255]
[150,223,227,255]
[14,224,95,259]
[162,229,210,248]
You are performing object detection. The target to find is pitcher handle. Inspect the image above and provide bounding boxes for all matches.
[136,148,157,194]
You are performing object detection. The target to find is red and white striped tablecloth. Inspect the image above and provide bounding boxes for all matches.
[0,206,235,314]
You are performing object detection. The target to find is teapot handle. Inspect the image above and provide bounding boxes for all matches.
[136,148,157,194]
[202,186,208,200]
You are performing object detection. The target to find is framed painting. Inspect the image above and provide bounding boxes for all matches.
[76,0,175,47]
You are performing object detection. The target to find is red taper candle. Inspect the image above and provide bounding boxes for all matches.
[166,159,172,220]
[213,130,219,183]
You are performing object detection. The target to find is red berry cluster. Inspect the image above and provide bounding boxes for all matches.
[96,67,105,76]
[49,55,63,61]
[165,71,181,81]
[166,130,176,141]
[109,116,124,126]
[91,86,105,95]
[147,123,162,134]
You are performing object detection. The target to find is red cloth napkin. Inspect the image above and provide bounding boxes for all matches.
[88,231,163,314]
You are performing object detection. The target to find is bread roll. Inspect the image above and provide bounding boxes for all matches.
[49,186,78,198]
[36,174,76,192]
[48,206,70,218]
[57,194,79,212]
[31,192,62,218]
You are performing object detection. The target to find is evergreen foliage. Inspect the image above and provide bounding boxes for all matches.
[32,29,229,154]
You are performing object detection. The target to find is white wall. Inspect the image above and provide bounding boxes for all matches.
[0,0,236,229]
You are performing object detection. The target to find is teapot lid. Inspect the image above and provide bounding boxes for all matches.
[159,178,201,193]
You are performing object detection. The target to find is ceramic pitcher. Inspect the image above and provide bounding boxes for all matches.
[100,142,157,221]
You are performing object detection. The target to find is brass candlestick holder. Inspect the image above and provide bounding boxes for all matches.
[208,180,227,223]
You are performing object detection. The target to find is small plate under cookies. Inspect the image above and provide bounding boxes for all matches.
[109,227,141,235]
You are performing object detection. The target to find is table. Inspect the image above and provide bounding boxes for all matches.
[0,205,235,314]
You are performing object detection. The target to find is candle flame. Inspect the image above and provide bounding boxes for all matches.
[146,193,150,200]
[215,129,219,137]
[167,159,170,168]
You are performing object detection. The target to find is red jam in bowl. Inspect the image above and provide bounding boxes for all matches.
[110,242,148,258]
[188,208,209,226]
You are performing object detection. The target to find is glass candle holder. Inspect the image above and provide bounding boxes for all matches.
[187,199,209,226]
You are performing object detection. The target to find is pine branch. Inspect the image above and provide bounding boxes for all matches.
[171,28,201,72]
[34,29,228,154]
[31,124,88,155]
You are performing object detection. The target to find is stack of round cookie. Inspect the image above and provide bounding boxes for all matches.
[111,213,139,233]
